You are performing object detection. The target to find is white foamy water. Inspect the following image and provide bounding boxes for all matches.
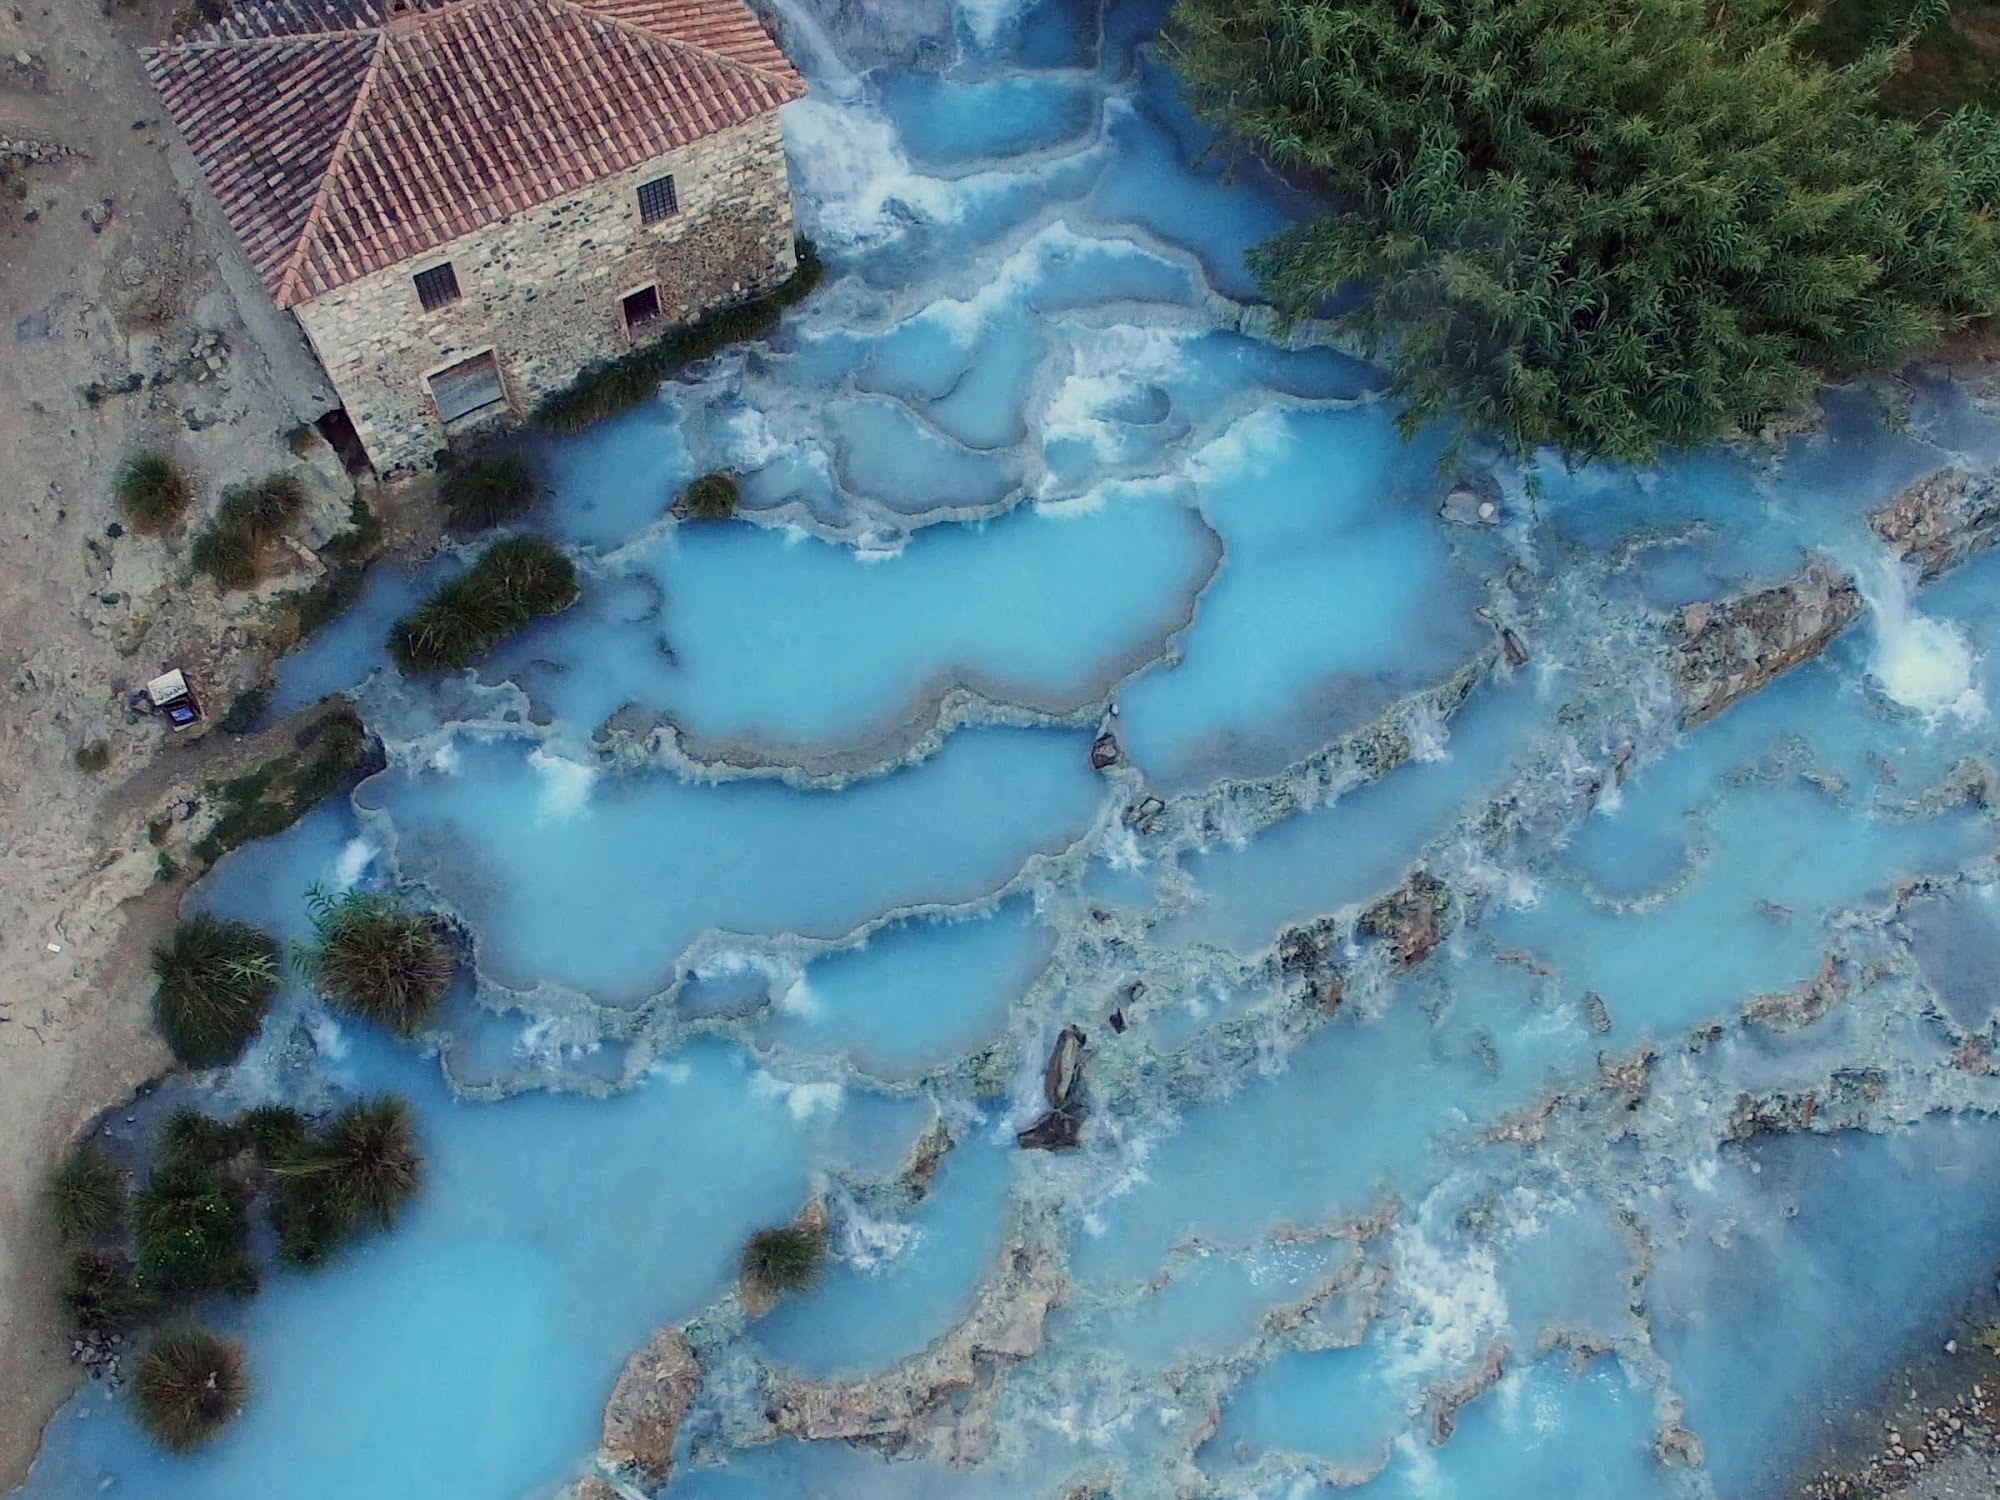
[527,747,598,823]
[1864,558,1986,724]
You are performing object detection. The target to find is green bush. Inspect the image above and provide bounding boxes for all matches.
[131,1326,248,1454]
[1163,0,2000,464]
[441,451,543,532]
[741,1223,827,1299]
[387,535,579,674]
[46,1142,123,1241]
[678,472,740,521]
[273,1097,421,1265]
[217,683,271,735]
[150,915,281,1068]
[59,1250,152,1335]
[1804,0,2000,121]
[73,740,111,774]
[534,241,824,434]
[297,889,456,1037]
[194,702,371,865]
[191,473,307,590]
[132,1157,251,1297]
[115,452,192,534]
[275,495,385,650]
[238,1103,311,1162]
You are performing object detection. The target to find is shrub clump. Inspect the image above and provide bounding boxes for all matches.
[47,1142,124,1241]
[387,535,579,674]
[131,1326,248,1454]
[73,740,111,774]
[677,472,740,521]
[60,1250,152,1334]
[534,241,824,433]
[193,701,371,865]
[440,450,543,532]
[115,452,193,534]
[191,473,307,590]
[270,495,386,651]
[150,915,281,1068]
[272,1097,422,1266]
[741,1223,827,1300]
[1163,0,2000,464]
[132,1156,253,1299]
[297,888,456,1037]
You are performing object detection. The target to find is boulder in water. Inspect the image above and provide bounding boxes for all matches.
[764,1241,1068,1462]
[1089,730,1121,770]
[1359,869,1448,968]
[599,1326,700,1483]
[1670,559,1862,725]
[1018,1025,1087,1151]
[1871,467,2000,582]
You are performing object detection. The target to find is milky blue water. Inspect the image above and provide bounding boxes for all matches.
[20,1,2000,1498]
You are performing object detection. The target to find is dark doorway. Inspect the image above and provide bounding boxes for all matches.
[314,407,373,476]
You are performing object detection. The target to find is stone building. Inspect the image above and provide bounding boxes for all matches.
[144,0,806,473]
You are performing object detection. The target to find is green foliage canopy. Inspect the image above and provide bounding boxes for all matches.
[1164,0,2000,462]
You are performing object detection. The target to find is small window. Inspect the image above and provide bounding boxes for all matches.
[428,350,505,423]
[622,285,661,330]
[413,262,461,312]
[637,175,678,225]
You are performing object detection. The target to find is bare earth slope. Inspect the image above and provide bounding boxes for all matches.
[0,0,358,1482]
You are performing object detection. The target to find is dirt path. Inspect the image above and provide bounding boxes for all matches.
[0,0,365,1483]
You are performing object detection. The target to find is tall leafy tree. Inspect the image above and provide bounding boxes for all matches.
[1165,0,2000,463]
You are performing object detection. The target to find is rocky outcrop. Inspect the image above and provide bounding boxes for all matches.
[1358,869,1448,968]
[1089,729,1121,770]
[1277,918,1344,1012]
[900,1120,953,1199]
[1871,468,2000,582]
[1017,1025,1088,1152]
[1655,1423,1705,1468]
[1427,1343,1507,1444]
[1726,1089,1819,1141]
[1744,955,1846,1029]
[1670,560,1863,725]
[599,1327,701,1484]
[764,1241,1068,1463]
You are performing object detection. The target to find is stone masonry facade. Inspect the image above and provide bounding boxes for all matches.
[292,112,796,473]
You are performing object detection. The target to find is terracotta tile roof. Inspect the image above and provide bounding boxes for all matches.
[144,0,805,307]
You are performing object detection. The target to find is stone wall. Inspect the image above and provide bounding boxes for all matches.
[292,111,796,473]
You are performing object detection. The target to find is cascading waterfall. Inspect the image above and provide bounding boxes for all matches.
[17,2,2000,1499]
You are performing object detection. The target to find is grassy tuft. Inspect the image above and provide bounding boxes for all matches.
[47,1143,124,1241]
[270,495,385,652]
[387,535,578,675]
[677,472,740,521]
[132,1157,251,1298]
[194,702,371,865]
[191,473,307,590]
[533,242,823,434]
[440,450,543,532]
[272,1096,421,1264]
[115,452,193,534]
[298,889,456,1037]
[217,683,271,735]
[237,1103,311,1162]
[60,1250,153,1335]
[74,740,111,773]
[131,1326,248,1455]
[150,916,281,1068]
[741,1223,827,1299]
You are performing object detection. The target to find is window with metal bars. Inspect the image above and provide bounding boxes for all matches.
[413,262,460,312]
[637,175,678,225]
[622,285,661,330]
